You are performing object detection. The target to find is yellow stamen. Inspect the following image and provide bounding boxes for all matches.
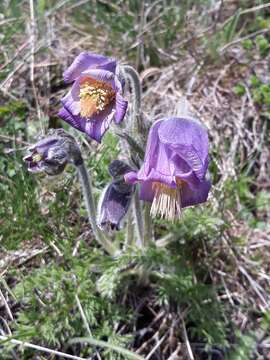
[32,153,42,162]
[150,179,183,221]
[79,78,115,119]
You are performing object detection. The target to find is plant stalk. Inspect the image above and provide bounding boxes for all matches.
[124,209,134,250]
[122,65,142,138]
[77,162,117,256]
[143,202,153,246]
[133,189,144,247]
[122,65,153,248]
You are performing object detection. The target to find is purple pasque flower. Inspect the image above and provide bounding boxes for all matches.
[97,160,134,231]
[124,117,211,221]
[23,129,82,175]
[58,52,128,143]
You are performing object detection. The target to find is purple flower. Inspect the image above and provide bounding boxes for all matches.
[97,160,134,231]
[23,129,82,175]
[124,117,211,221]
[58,52,128,143]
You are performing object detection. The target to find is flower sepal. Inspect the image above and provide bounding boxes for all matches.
[23,129,82,176]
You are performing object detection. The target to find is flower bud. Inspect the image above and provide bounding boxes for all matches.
[23,129,82,176]
[97,160,134,231]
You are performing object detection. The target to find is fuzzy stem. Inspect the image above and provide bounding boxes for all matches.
[122,65,142,137]
[124,209,134,250]
[122,65,154,248]
[176,96,189,117]
[133,189,144,247]
[77,162,117,256]
[121,65,146,247]
[143,202,153,246]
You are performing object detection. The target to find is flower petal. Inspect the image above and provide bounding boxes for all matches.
[80,69,116,90]
[114,75,124,93]
[137,119,163,177]
[97,180,134,230]
[124,171,139,184]
[98,59,117,73]
[158,117,209,180]
[62,70,119,119]
[58,107,84,132]
[27,161,43,173]
[181,178,211,208]
[23,154,34,162]
[61,84,80,117]
[64,52,116,83]
[114,93,128,124]
[139,181,155,202]
[59,87,116,143]
[28,135,59,154]
[84,103,115,143]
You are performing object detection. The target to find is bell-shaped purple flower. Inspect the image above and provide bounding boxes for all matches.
[23,129,82,175]
[124,117,211,221]
[97,160,134,231]
[58,52,128,143]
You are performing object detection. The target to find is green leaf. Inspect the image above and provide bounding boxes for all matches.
[256,190,270,211]
[233,84,246,96]
[224,9,241,43]
[37,0,46,15]
[250,75,260,88]
[242,39,253,50]
[255,35,269,57]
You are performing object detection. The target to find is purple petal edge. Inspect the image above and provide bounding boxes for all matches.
[64,52,117,83]
[114,93,128,124]
[181,178,211,208]
[58,107,83,132]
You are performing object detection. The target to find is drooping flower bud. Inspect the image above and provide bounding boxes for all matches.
[97,160,134,231]
[23,129,82,176]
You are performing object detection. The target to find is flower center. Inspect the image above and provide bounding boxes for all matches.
[32,153,43,162]
[150,179,183,221]
[79,78,115,119]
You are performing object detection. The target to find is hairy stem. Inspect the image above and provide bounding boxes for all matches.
[121,65,145,247]
[143,202,153,246]
[77,162,117,256]
[122,65,153,248]
[176,96,189,117]
[124,209,134,250]
[133,189,144,247]
[122,65,142,138]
